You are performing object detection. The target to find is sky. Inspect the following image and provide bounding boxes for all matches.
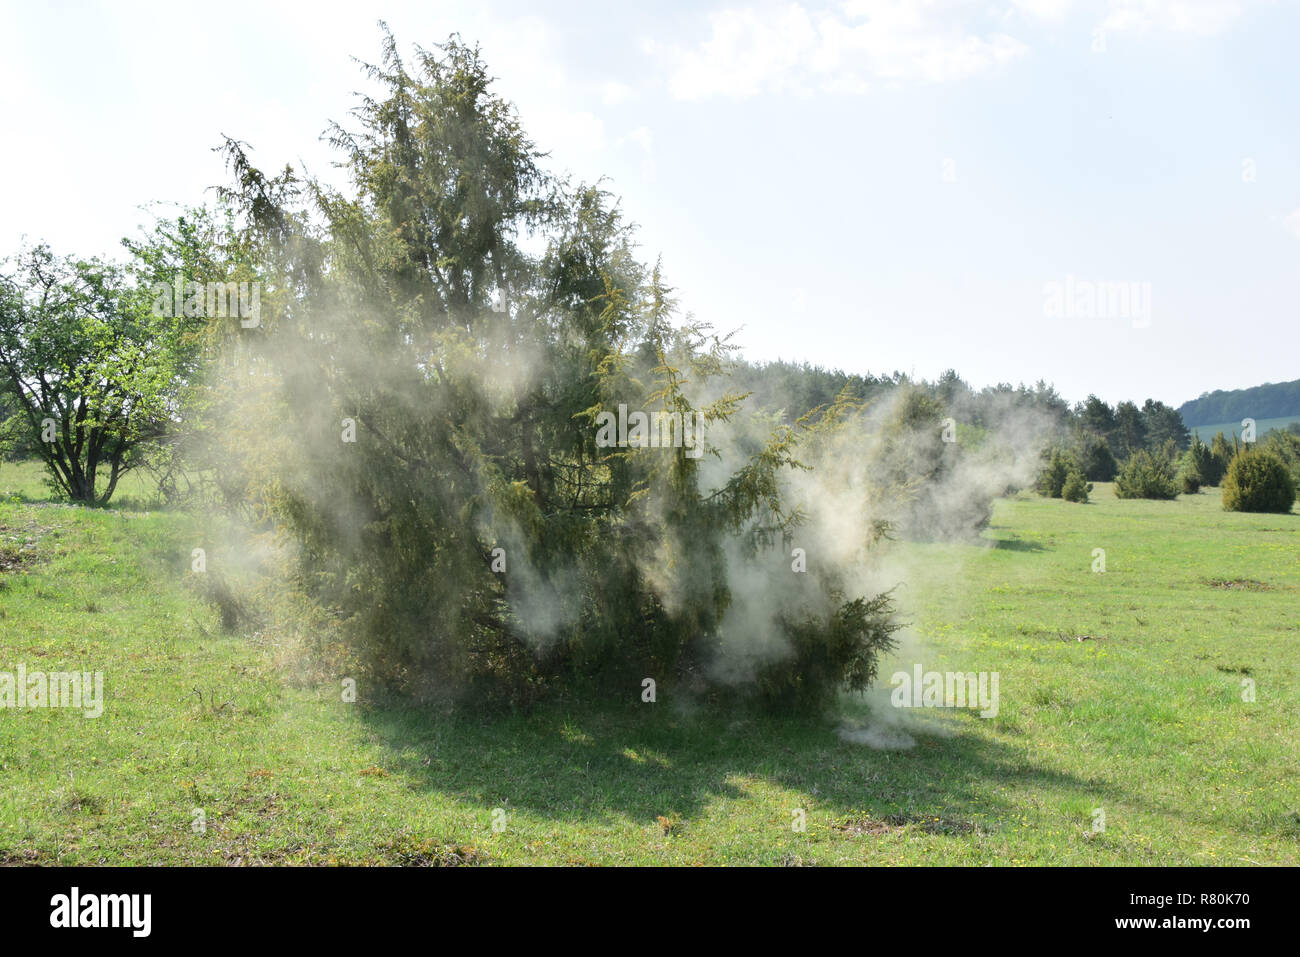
[2,0,1297,408]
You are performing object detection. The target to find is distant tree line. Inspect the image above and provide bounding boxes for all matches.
[1178,378,1300,426]
[728,361,1073,430]
[727,361,1190,480]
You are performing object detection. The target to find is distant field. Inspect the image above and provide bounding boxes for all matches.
[1187,414,1300,441]
[0,459,170,510]
[0,461,1297,865]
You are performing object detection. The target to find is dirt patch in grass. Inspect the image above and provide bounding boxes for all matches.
[211,838,325,866]
[382,837,489,866]
[1056,632,1102,643]
[57,789,106,815]
[0,846,45,865]
[834,813,984,836]
[0,543,37,573]
[0,516,59,574]
[834,816,900,836]
[1215,664,1252,675]
[1203,578,1271,591]
[1017,628,1105,643]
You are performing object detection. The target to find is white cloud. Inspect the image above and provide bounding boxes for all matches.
[1101,0,1267,35]
[1283,207,1300,239]
[1009,0,1076,20]
[601,80,633,105]
[533,109,607,155]
[659,0,1276,101]
[1007,0,1268,33]
[667,5,820,98]
[618,126,654,151]
[664,2,1029,100]
[616,126,655,182]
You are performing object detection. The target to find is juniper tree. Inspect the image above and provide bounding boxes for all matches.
[1183,432,1218,486]
[216,29,899,708]
[1076,395,1118,451]
[1141,398,1189,452]
[1210,431,1236,482]
[1113,401,1147,460]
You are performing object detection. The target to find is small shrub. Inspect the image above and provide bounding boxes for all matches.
[1114,449,1179,500]
[1261,431,1300,491]
[1222,448,1296,513]
[1209,431,1236,484]
[1185,433,1218,486]
[1036,448,1077,498]
[1062,471,1091,503]
[1179,443,1203,493]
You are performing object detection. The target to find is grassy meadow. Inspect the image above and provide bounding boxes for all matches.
[1189,415,1300,442]
[0,459,1296,865]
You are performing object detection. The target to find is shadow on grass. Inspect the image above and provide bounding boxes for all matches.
[0,488,163,512]
[986,537,1047,553]
[355,698,1115,834]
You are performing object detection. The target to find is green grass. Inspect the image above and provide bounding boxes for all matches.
[1189,414,1300,441]
[0,460,1297,865]
[0,458,174,511]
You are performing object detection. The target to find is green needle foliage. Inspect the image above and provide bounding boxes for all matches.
[1182,432,1217,488]
[1061,471,1090,502]
[213,29,899,711]
[1209,431,1236,481]
[1114,449,1180,500]
[1221,447,1296,513]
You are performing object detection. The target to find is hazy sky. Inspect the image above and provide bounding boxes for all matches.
[3,0,1297,407]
